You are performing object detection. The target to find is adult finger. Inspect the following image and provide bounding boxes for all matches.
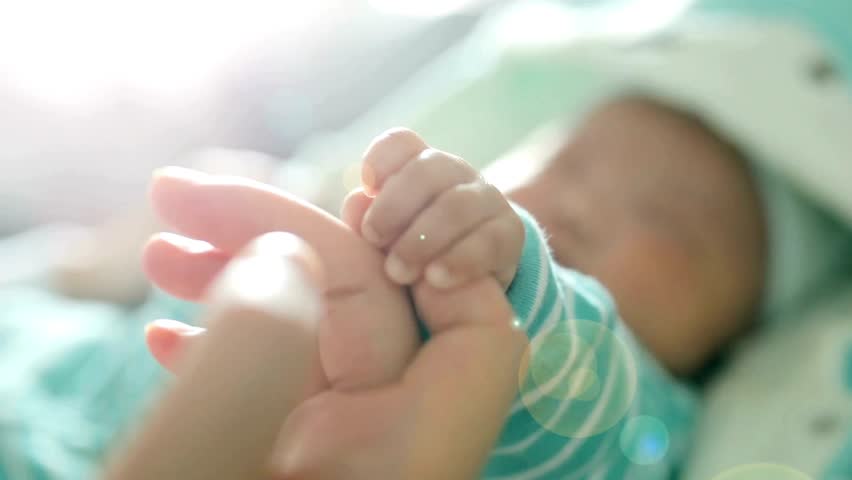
[150,167,358,256]
[149,169,420,391]
[104,232,326,480]
[397,278,528,479]
[142,233,231,301]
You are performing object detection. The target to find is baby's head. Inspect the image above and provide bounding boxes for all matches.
[509,97,767,376]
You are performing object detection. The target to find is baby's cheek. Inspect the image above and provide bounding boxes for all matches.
[593,227,708,374]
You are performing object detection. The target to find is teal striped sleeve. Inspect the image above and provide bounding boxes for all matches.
[481,205,698,479]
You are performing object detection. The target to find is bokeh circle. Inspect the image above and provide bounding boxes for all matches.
[619,415,669,465]
[711,464,812,480]
[518,319,637,437]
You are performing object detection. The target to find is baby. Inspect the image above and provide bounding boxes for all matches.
[346,98,767,478]
[145,95,765,478]
[339,102,736,478]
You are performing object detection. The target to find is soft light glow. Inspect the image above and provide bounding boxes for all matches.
[601,0,693,37]
[0,0,330,107]
[495,0,693,47]
[518,319,638,438]
[368,0,488,18]
[620,416,670,465]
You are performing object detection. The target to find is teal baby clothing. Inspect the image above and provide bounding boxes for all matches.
[479,206,697,479]
[0,288,197,479]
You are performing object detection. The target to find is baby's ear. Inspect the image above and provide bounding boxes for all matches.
[340,188,373,234]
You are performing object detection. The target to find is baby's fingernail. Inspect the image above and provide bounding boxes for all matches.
[362,223,381,245]
[425,264,456,289]
[156,232,214,254]
[386,255,417,284]
[146,319,205,336]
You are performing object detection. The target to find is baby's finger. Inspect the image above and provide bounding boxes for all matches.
[361,128,427,196]
[150,167,353,256]
[385,182,504,284]
[424,213,524,290]
[361,149,478,248]
[340,188,373,234]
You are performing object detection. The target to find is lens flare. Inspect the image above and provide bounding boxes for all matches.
[711,464,812,480]
[620,415,669,465]
[518,319,637,437]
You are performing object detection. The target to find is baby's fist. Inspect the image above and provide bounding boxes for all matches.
[357,128,524,290]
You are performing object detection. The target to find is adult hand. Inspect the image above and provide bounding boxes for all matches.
[102,232,325,479]
[125,169,527,479]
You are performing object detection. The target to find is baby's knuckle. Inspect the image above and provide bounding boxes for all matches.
[364,208,396,237]
[415,146,437,159]
[482,181,507,203]
[441,185,481,221]
[487,217,518,260]
[507,210,525,238]
[395,234,425,260]
[420,149,476,176]
[365,213,385,231]
[410,150,445,181]
[485,226,504,260]
[419,152,462,184]
[445,183,479,204]
[379,127,421,147]
[442,249,470,272]
[392,246,417,266]
[365,127,425,166]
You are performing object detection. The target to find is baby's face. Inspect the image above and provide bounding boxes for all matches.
[507,98,767,376]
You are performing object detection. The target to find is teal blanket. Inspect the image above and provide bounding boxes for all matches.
[0,288,196,479]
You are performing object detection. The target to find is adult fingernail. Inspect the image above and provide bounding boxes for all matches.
[386,254,417,284]
[425,263,456,289]
[146,319,205,336]
[156,232,214,254]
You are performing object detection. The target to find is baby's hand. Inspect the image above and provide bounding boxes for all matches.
[358,128,524,290]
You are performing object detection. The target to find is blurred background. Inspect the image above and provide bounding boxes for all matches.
[0,0,504,233]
